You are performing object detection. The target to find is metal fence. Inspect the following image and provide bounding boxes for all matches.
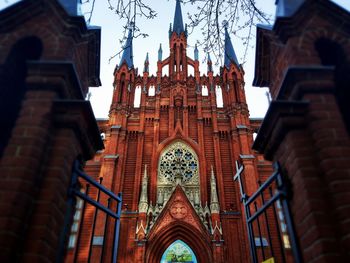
[234,161,302,263]
[59,160,122,263]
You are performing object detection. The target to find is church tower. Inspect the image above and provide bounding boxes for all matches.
[82,1,271,262]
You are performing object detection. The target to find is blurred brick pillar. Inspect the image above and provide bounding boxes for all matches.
[0,0,102,262]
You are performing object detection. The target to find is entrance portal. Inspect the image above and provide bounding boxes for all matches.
[160,240,198,263]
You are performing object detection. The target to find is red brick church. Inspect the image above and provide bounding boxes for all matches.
[1,0,349,262]
[79,1,271,262]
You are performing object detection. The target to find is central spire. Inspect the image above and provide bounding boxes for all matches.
[173,0,185,35]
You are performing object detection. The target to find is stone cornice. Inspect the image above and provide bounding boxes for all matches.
[252,100,309,160]
[277,66,335,100]
[53,100,104,159]
[26,61,84,100]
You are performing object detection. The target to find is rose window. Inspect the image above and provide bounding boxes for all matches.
[158,141,199,185]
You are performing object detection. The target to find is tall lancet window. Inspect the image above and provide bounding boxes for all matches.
[148,85,155,96]
[157,141,200,206]
[215,85,223,108]
[134,85,141,108]
[202,85,208,96]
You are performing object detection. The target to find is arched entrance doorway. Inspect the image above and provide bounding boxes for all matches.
[160,240,198,263]
[146,221,213,263]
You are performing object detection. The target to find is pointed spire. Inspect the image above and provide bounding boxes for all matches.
[143,52,149,73]
[172,0,185,36]
[169,23,173,38]
[224,25,239,69]
[158,44,163,61]
[194,44,199,61]
[207,53,212,62]
[138,165,149,213]
[207,53,213,73]
[275,0,304,17]
[210,166,220,213]
[119,28,134,68]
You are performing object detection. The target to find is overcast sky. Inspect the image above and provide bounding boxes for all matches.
[1,0,350,119]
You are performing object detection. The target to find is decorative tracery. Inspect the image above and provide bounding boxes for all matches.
[158,142,199,185]
[156,141,200,207]
[138,141,221,236]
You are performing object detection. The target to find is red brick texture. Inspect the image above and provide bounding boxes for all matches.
[76,18,272,263]
[0,0,102,262]
[254,0,350,262]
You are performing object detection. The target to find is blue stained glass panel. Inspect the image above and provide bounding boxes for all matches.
[160,240,197,263]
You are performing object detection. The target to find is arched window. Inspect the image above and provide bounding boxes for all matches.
[215,85,223,108]
[148,85,155,96]
[160,240,198,263]
[315,38,350,134]
[0,36,43,157]
[202,85,208,96]
[157,141,200,205]
[134,85,141,108]
[163,64,169,76]
[118,74,126,103]
[188,64,194,77]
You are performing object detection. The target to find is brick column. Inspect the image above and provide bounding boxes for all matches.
[254,67,350,262]
[0,62,103,262]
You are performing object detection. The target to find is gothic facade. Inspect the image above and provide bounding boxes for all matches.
[80,1,272,262]
[1,0,350,262]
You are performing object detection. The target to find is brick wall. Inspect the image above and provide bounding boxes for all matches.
[0,1,102,262]
[253,1,350,261]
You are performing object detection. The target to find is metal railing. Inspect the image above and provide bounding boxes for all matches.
[59,160,122,263]
[234,161,302,263]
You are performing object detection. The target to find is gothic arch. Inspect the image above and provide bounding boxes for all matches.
[314,37,350,135]
[150,136,207,206]
[0,36,43,157]
[145,221,213,263]
[156,140,200,206]
[298,29,350,60]
[152,137,201,173]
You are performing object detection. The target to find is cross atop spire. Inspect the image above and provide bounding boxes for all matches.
[119,28,134,68]
[224,25,239,69]
[172,0,185,35]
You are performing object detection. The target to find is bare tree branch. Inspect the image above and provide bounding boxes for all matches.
[80,0,272,66]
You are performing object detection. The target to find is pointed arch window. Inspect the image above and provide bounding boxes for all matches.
[163,64,169,76]
[202,85,208,96]
[118,74,126,103]
[215,85,223,108]
[160,240,198,263]
[148,85,155,96]
[157,141,200,206]
[134,85,141,108]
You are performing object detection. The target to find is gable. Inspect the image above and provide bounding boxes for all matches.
[147,185,209,240]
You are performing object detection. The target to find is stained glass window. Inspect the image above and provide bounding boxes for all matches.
[156,141,200,209]
[160,240,198,263]
[158,141,199,184]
